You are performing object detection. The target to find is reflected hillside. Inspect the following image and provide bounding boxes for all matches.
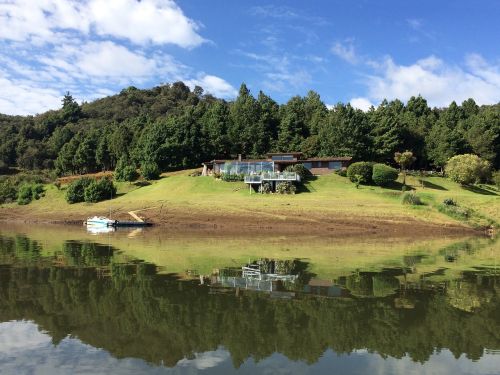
[0,233,499,368]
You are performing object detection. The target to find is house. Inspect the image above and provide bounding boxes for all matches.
[201,152,351,176]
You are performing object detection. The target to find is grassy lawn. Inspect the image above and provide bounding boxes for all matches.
[1,170,499,228]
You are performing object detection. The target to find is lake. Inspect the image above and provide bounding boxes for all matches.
[0,224,499,375]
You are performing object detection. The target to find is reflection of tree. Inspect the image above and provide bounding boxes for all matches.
[0,236,500,368]
[62,241,113,267]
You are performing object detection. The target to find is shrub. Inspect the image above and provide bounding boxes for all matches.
[0,180,17,204]
[443,198,457,206]
[115,156,138,182]
[284,164,311,180]
[401,192,423,205]
[221,173,244,182]
[17,184,33,205]
[438,204,471,220]
[347,162,373,184]
[276,181,296,194]
[66,177,92,204]
[83,178,117,203]
[335,169,347,177]
[372,163,398,186]
[258,182,271,194]
[141,162,160,180]
[493,171,500,189]
[445,154,491,185]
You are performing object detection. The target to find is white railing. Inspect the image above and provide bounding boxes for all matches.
[244,172,300,183]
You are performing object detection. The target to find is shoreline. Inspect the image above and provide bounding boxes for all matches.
[0,207,485,238]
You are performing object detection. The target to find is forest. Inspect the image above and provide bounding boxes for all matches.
[0,81,499,177]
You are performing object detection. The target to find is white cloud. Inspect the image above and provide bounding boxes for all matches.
[236,51,312,94]
[0,1,236,115]
[331,39,357,64]
[0,0,204,48]
[361,54,500,107]
[87,0,204,48]
[350,97,374,111]
[0,72,62,115]
[186,74,237,98]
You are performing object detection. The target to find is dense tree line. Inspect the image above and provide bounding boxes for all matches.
[0,82,498,177]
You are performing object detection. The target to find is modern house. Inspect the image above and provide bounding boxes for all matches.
[201,152,351,176]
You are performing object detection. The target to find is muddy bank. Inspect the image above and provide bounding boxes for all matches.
[0,205,483,238]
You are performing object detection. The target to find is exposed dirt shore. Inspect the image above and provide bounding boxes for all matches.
[0,205,483,238]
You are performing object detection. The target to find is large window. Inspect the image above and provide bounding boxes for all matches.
[328,161,342,170]
[222,161,274,175]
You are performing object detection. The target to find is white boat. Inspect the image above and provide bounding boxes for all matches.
[85,216,117,227]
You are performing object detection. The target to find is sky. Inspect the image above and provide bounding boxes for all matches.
[0,0,499,115]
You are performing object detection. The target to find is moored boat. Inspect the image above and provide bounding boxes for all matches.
[85,216,117,227]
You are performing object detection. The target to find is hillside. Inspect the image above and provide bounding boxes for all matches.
[1,171,498,236]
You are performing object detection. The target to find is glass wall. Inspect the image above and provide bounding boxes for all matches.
[222,161,274,175]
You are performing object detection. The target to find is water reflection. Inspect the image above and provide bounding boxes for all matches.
[0,232,499,374]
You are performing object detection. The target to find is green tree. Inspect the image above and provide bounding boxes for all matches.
[277,96,307,152]
[445,154,491,185]
[394,150,416,185]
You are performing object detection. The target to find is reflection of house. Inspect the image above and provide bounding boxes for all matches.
[202,152,352,176]
[209,265,349,299]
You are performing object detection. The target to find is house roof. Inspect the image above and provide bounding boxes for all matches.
[305,156,352,162]
[266,152,303,156]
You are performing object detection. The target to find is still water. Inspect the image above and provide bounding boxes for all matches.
[0,224,499,375]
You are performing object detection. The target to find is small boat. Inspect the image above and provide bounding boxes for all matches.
[85,216,117,227]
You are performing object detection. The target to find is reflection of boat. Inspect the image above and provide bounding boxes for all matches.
[85,216,117,227]
[86,225,116,235]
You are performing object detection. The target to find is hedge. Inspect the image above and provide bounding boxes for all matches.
[347,162,374,184]
[372,163,398,186]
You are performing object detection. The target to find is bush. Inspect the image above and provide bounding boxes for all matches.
[0,180,17,204]
[66,177,92,204]
[141,162,160,180]
[445,154,491,185]
[401,192,423,205]
[221,173,245,182]
[115,156,138,182]
[493,171,500,189]
[443,198,457,206]
[284,164,311,180]
[83,178,117,203]
[17,184,33,205]
[347,162,373,184]
[276,181,296,194]
[258,182,271,194]
[335,169,347,177]
[438,204,471,220]
[372,164,399,186]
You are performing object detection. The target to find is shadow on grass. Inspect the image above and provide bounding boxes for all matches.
[462,185,498,196]
[133,181,151,187]
[297,176,318,193]
[381,181,407,191]
[422,180,448,191]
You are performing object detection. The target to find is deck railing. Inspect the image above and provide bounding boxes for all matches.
[244,172,300,183]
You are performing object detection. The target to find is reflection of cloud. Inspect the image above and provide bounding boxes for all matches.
[0,321,51,354]
[176,349,230,370]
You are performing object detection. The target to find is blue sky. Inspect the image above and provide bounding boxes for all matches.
[0,0,499,115]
